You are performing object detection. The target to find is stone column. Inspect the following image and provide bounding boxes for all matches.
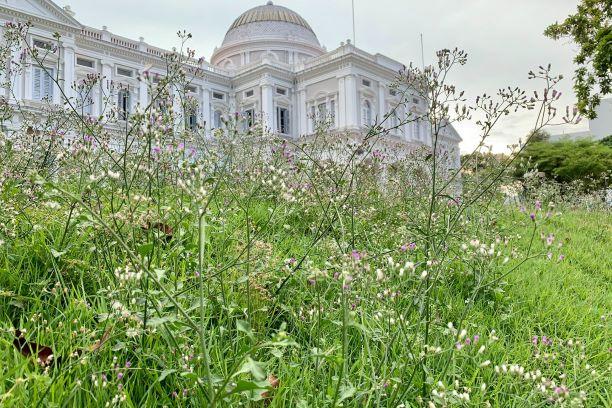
[10,47,23,103]
[201,87,210,135]
[139,70,148,109]
[378,83,386,123]
[344,74,358,129]
[260,74,274,133]
[172,86,183,131]
[298,87,306,136]
[337,77,346,129]
[100,60,114,116]
[62,37,76,103]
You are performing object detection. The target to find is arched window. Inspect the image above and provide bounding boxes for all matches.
[362,100,372,126]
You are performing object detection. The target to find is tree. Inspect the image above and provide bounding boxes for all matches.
[544,0,611,119]
[515,139,612,188]
[525,129,550,144]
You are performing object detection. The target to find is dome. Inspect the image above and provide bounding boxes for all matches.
[228,1,315,34]
[211,1,324,68]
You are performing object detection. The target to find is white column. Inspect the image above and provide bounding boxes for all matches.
[139,71,148,109]
[10,47,23,102]
[344,74,358,129]
[62,37,76,102]
[100,60,113,116]
[173,86,183,131]
[378,83,386,123]
[260,74,274,133]
[298,88,306,136]
[201,87,211,134]
[337,77,346,129]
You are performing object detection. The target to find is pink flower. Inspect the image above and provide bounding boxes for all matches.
[351,250,362,261]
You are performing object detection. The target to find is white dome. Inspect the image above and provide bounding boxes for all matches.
[211,1,324,68]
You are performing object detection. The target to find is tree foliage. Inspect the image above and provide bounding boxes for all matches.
[515,138,612,188]
[544,0,611,119]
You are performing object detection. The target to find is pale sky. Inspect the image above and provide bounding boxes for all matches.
[56,0,587,153]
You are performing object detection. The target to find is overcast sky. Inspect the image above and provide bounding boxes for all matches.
[56,0,586,152]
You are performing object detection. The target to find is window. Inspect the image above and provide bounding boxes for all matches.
[32,67,54,101]
[276,107,289,134]
[213,110,223,128]
[362,100,372,126]
[116,67,134,78]
[317,102,327,121]
[77,87,93,116]
[117,89,131,120]
[310,105,316,131]
[244,89,254,98]
[362,79,371,87]
[76,57,95,68]
[186,110,198,130]
[276,87,286,96]
[389,89,397,96]
[412,97,419,105]
[33,39,53,50]
[244,109,255,128]
[185,85,197,93]
[212,92,224,100]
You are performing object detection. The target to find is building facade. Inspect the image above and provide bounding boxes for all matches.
[549,98,612,142]
[1,0,461,162]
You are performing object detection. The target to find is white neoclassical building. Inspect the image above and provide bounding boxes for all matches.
[0,0,461,161]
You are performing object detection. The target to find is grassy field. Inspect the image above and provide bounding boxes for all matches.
[0,200,610,407]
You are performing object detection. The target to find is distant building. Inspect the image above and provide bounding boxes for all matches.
[1,0,461,164]
[549,98,612,141]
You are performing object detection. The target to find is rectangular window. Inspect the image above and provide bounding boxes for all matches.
[317,102,327,121]
[32,67,54,101]
[213,110,223,128]
[76,57,95,68]
[276,107,289,134]
[117,89,130,120]
[116,67,134,78]
[77,88,93,116]
[185,85,197,93]
[186,110,198,130]
[362,79,371,87]
[212,92,224,100]
[276,87,286,96]
[33,39,53,50]
[389,89,397,96]
[412,97,419,105]
[245,109,255,127]
[244,89,254,98]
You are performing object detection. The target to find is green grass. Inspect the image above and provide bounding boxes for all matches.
[0,205,610,407]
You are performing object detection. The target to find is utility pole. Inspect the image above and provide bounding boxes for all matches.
[352,0,356,45]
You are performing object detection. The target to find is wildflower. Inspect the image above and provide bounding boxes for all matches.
[351,250,362,261]
[530,213,536,222]
[535,200,542,210]
[558,254,565,261]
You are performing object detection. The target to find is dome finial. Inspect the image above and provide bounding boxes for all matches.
[266,1,273,5]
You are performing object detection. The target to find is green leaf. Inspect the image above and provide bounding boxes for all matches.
[146,316,176,327]
[137,243,154,257]
[158,369,177,383]
[230,379,269,394]
[234,357,266,381]
[236,319,253,338]
[50,248,66,258]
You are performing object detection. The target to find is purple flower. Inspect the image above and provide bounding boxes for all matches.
[558,254,565,262]
[535,200,542,210]
[351,250,362,261]
[473,335,480,344]
[125,361,132,368]
[117,372,124,380]
[530,213,536,222]
[409,242,416,251]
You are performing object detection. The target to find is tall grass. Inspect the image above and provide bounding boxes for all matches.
[0,25,609,407]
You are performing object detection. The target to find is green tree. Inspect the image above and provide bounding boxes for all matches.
[544,0,611,119]
[515,139,612,188]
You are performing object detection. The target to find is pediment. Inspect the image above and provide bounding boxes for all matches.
[0,0,81,28]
